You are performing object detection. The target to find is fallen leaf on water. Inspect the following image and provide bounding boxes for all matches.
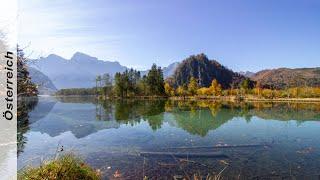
[113,170,121,178]
[219,160,229,165]
[173,175,183,180]
[96,169,101,176]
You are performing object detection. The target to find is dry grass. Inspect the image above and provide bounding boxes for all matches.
[18,154,101,180]
[193,166,227,180]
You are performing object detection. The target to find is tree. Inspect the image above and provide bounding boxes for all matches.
[253,81,262,97]
[261,89,274,99]
[126,68,141,96]
[164,82,175,96]
[17,46,38,97]
[240,78,255,95]
[114,72,124,97]
[146,64,165,95]
[96,75,102,95]
[137,75,148,95]
[113,69,142,97]
[102,73,112,86]
[187,77,198,96]
[197,87,210,96]
[101,73,113,98]
[240,78,249,94]
[209,79,222,96]
[176,85,187,98]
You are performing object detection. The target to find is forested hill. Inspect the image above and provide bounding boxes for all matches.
[251,67,320,89]
[171,54,250,88]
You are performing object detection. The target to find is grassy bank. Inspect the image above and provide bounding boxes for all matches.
[18,154,101,180]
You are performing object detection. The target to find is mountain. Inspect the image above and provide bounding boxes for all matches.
[251,67,320,89]
[239,71,255,78]
[30,52,127,89]
[163,62,179,78]
[30,52,180,90]
[140,62,179,78]
[28,67,57,95]
[172,53,250,88]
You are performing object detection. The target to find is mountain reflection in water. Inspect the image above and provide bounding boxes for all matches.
[18,96,320,179]
[19,97,320,139]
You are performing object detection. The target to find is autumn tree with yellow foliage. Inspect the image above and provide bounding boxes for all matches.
[176,85,188,98]
[165,75,320,99]
[164,82,175,96]
[187,77,199,96]
[209,79,222,96]
[197,87,210,96]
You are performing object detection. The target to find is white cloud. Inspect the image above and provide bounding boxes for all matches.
[17,0,126,60]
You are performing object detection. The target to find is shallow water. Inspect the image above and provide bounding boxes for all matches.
[18,96,320,179]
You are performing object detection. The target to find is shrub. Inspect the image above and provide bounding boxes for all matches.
[197,87,210,96]
[261,89,274,99]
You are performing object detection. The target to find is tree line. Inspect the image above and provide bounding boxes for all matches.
[56,68,320,99]
[164,77,320,99]
[55,64,166,97]
[54,53,320,99]
[113,64,165,97]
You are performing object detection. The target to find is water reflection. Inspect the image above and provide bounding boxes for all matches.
[18,97,320,141]
[114,100,166,130]
[17,97,39,155]
[17,96,320,178]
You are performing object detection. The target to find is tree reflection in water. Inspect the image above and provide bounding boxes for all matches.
[17,97,38,155]
[18,97,320,179]
[19,97,320,151]
[95,99,320,136]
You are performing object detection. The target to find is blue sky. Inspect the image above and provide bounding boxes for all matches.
[18,0,320,72]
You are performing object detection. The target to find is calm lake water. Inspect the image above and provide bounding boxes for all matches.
[18,96,320,179]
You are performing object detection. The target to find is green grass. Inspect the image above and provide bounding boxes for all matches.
[18,154,101,180]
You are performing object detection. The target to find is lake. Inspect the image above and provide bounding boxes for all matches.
[18,96,320,179]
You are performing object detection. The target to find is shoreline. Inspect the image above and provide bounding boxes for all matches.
[169,96,320,102]
[48,95,320,102]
